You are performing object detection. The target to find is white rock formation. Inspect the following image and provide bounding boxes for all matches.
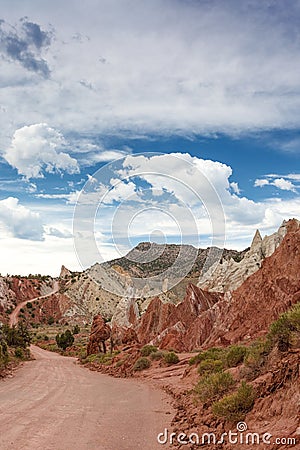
[198,221,289,293]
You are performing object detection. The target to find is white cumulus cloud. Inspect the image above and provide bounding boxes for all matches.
[272,178,296,192]
[0,197,44,240]
[254,179,269,187]
[3,123,80,179]
[254,176,297,191]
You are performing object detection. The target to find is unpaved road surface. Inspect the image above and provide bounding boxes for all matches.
[0,346,174,450]
[9,281,59,327]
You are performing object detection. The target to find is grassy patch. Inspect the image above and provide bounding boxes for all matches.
[81,353,113,365]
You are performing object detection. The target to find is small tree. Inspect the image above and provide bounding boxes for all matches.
[56,329,74,351]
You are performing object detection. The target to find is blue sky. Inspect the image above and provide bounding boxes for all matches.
[0,0,299,275]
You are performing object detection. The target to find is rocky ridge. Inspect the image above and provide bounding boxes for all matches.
[109,219,300,352]
[198,220,288,292]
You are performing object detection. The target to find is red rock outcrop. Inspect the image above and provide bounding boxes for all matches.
[87,314,111,355]
[136,284,222,350]
[111,324,139,346]
[135,219,300,351]
[201,218,300,347]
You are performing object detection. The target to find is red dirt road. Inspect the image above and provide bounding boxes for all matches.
[9,281,60,327]
[0,346,174,450]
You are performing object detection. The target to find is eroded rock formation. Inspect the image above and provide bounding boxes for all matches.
[136,283,222,350]
[198,220,288,293]
[131,219,300,351]
[87,314,111,355]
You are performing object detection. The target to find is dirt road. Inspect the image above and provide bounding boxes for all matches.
[0,346,174,450]
[9,281,60,327]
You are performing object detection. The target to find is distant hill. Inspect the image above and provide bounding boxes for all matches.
[104,242,249,279]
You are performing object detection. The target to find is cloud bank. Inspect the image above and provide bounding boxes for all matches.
[0,18,53,77]
[4,123,80,179]
[1,0,300,143]
[0,197,44,240]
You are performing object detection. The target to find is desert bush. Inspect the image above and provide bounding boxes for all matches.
[2,323,31,348]
[212,381,256,422]
[15,347,24,359]
[224,345,248,368]
[83,353,113,364]
[244,340,268,369]
[133,357,151,371]
[0,341,9,365]
[198,358,223,376]
[189,347,225,365]
[55,329,74,351]
[267,303,300,352]
[164,351,179,365]
[195,371,235,402]
[140,345,157,357]
[150,350,165,360]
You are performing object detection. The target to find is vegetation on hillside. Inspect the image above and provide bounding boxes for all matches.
[190,302,300,422]
[0,323,31,373]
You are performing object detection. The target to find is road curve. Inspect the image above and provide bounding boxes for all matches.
[9,281,60,327]
[0,346,174,450]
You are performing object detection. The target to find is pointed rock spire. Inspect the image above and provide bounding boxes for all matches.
[250,229,262,252]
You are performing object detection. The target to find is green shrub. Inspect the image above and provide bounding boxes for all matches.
[164,351,179,365]
[212,381,256,421]
[189,347,225,365]
[15,347,24,359]
[140,345,157,357]
[84,353,113,364]
[198,359,223,376]
[150,350,165,360]
[0,341,9,365]
[26,302,33,309]
[267,303,300,352]
[244,340,268,369]
[224,345,248,368]
[55,329,74,351]
[195,371,235,402]
[47,317,55,325]
[2,323,31,348]
[133,357,151,371]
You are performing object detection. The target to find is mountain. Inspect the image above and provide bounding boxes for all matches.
[2,219,296,330]
[24,242,247,325]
